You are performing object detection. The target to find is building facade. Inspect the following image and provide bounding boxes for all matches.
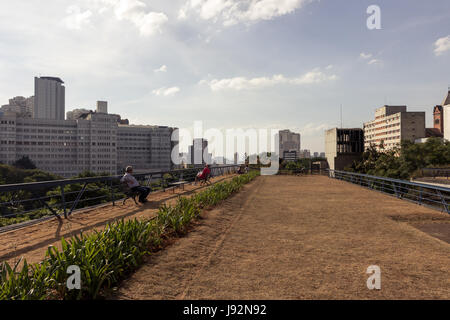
[1,96,34,118]
[0,110,177,177]
[189,138,209,165]
[325,128,364,171]
[283,150,298,162]
[279,129,301,161]
[66,108,92,120]
[443,90,450,141]
[434,105,444,134]
[117,125,176,174]
[363,105,425,151]
[34,77,65,120]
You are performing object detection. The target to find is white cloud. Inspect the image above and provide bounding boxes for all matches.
[152,87,180,96]
[360,52,372,59]
[63,0,168,36]
[360,53,382,65]
[154,65,167,73]
[201,69,338,91]
[63,5,93,30]
[434,35,450,56]
[367,59,381,65]
[179,0,312,26]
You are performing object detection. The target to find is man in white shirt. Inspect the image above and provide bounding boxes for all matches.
[120,166,150,203]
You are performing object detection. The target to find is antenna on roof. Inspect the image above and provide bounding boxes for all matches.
[340,104,343,128]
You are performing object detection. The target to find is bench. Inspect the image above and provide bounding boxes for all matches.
[168,181,188,193]
[121,183,140,205]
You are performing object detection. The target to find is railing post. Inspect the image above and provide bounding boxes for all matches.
[437,190,449,214]
[60,185,67,219]
[110,179,115,207]
[68,182,88,216]
[393,183,399,198]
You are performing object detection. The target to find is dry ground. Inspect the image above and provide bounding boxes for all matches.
[114,175,450,300]
[0,174,236,266]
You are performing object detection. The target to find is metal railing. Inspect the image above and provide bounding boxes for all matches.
[0,165,239,228]
[328,170,450,214]
[420,168,450,179]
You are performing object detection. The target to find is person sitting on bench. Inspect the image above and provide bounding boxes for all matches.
[194,164,211,185]
[120,166,150,204]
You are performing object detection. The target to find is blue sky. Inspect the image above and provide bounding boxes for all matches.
[0,0,449,154]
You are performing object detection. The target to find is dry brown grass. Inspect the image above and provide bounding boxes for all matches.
[113,175,450,300]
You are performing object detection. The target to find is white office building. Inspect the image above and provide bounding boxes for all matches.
[0,108,177,177]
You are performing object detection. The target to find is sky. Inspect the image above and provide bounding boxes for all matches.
[0,0,449,155]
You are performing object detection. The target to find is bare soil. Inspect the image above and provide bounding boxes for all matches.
[0,174,236,266]
[113,175,450,300]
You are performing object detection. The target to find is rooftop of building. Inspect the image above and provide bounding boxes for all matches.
[38,76,64,84]
[425,128,444,138]
[118,124,164,129]
[326,127,363,132]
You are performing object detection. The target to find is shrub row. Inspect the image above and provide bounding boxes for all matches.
[0,170,259,300]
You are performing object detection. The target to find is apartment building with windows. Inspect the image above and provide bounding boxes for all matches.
[0,110,177,177]
[117,125,177,173]
[1,96,34,118]
[363,105,425,151]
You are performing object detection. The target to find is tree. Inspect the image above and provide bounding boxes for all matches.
[13,156,36,170]
[348,137,450,179]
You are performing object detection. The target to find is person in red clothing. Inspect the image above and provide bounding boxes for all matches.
[194,164,211,185]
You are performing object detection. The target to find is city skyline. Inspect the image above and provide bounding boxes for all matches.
[0,0,449,153]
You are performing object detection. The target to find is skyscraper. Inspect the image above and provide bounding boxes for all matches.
[190,138,209,165]
[279,129,301,160]
[34,77,65,120]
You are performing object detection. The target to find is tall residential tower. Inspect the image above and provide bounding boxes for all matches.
[34,77,65,120]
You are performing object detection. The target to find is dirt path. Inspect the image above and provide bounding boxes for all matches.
[114,175,450,300]
[0,174,236,266]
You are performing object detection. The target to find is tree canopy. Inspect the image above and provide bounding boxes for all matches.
[347,138,450,179]
[12,156,37,170]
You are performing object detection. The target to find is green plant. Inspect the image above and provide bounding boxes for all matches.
[0,171,259,300]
